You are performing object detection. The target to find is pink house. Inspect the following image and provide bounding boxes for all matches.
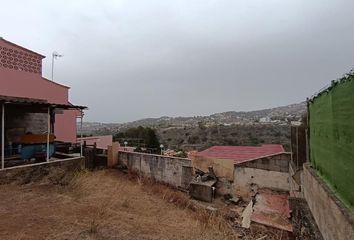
[77,135,113,150]
[0,37,83,143]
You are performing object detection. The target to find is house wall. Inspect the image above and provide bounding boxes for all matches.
[54,110,77,143]
[0,67,69,104]
[77,135,113,150]
[238,153,290,172]
[190,154,234,181]
[234,167,290,198]
[0,39,78,143]
[302,163,354,240]
[118,151,191,188]
[0,38,43,75]
[233,153,290,199]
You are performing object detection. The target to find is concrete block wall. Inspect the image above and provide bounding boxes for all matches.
[232,153,291,199]
[118,151,191,188]
[233,167,290,199]
[238,153,291,173]
[5,107,48,144]
[24,113,48,133]
[303,163,354,240]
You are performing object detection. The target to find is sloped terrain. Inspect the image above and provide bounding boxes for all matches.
[157,123,291,151]
[0,170,234,240]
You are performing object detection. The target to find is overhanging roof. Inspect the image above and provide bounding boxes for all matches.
[0,95,87,110]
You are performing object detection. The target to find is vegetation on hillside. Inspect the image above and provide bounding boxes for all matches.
[157,123,291,151]
[113,126,160,152]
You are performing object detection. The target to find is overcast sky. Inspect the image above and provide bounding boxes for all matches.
[1,0,354,122]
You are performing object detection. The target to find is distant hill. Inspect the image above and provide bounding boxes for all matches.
[81,102,306,135]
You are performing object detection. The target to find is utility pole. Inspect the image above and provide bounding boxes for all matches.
[51,51,63,81]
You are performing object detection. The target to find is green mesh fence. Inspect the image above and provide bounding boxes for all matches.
[309,75,354,211]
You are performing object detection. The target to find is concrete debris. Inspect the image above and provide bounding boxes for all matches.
[241,200,253,228]
[251,190,293,232]
[223,193,233,200]
[224,209,239,222]
[230,197,240,204]
[194,167,217,182]
[206,206,217,212]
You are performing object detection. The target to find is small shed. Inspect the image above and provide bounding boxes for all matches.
[0,95,86,169]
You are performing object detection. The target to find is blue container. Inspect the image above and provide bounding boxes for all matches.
[21,143,55,160]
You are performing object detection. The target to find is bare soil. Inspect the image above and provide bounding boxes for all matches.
[0,169,291,240]
[0,170,236,240]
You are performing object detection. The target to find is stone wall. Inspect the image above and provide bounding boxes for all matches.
[303,163,354,240]
[0,157,85,185]
[118,151,191,188]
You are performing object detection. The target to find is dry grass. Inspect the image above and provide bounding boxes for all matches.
[125,172,291,240]
[0,169,237,240]
[133,174,238,237]
[0,169,291,240]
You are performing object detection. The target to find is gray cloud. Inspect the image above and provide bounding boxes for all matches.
[1,0,354,122]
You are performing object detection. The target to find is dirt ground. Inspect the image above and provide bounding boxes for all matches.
[0,170,238,240]
[0,169,291,240]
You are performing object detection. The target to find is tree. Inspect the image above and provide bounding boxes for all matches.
[114,126,160,150]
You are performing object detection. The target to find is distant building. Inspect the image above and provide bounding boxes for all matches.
[190,144,290,199]
[259,116,271,123]
[77,135,113,150]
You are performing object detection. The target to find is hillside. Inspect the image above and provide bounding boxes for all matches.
[156,123,291,151]
[81,102,306,151]
[82,102,306,134]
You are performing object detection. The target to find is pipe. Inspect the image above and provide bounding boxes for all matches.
[47,107,50,162]
[1,104,4,169]
[80,110,83,157]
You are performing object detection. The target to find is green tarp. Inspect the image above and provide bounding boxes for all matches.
[309,76,354,210]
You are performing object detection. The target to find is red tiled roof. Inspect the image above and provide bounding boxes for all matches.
[197,144,285,164]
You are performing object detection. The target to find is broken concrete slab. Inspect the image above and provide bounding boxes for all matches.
[241,200,253,228]
[251,189,293,232]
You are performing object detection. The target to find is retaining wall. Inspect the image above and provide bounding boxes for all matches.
[0,157,85,185]
[303,163,354,240]
[118,151,191,188]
